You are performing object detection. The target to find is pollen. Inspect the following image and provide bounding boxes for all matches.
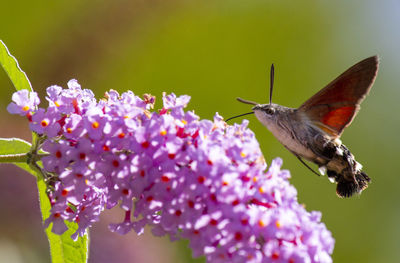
[240,151,247,158]
[118,132,125,138]
[66,127,73,133]
[160,130,167,136]
[22,105,30,112]
[41,119,49,127]
[258,187,264,193]
[91,121,99,129]
[181,119,187,125]
[275,220,281,228]
[54,101,60,107]
[258,219,265,227]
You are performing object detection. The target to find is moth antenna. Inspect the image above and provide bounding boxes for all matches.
[269,63,274,105]
[236,97,258,105]
[225,112,254,122]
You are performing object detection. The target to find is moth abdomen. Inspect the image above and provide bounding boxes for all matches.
[335,170,370,198]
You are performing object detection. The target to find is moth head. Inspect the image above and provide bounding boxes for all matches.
[252,103,281,125]
[253,103,276,116]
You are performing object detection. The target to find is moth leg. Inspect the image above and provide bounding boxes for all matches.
[295,155,321,177]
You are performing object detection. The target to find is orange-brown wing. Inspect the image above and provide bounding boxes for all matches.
[299,56,379,138]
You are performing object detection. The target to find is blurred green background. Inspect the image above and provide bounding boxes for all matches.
[0,0,399,262]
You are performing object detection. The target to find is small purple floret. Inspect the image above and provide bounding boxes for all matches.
[7,89,40,116]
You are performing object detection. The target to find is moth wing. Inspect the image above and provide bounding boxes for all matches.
[298,56,379,138]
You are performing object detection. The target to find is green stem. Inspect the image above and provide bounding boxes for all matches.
[0,152,28,163]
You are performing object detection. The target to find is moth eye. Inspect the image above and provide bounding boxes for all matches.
[265,108,275,115]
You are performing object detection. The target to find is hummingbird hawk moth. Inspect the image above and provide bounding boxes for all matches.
[227,56,379,198]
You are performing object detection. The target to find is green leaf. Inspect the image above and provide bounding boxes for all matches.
[0,137,31,155]
[0,138,31,164]
[0,40,32,91]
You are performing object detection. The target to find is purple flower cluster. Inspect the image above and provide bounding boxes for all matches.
[8,80,334,262]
